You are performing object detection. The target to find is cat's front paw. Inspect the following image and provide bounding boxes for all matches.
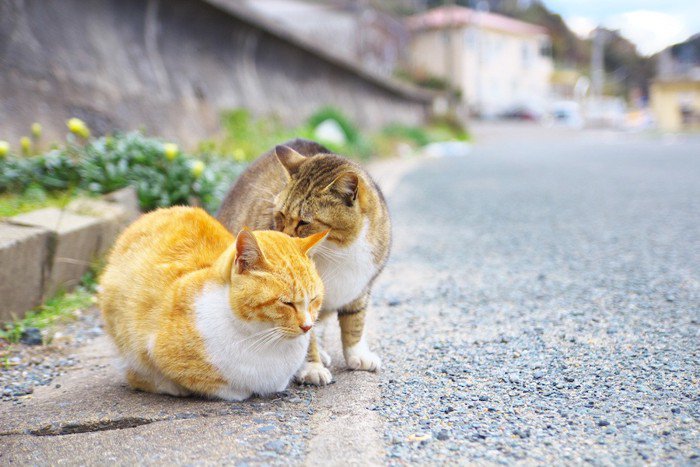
[344,343,381,372]
[295,362,333,386]
[318,346,332,367]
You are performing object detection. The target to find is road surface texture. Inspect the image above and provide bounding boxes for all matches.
[1,124,698,464]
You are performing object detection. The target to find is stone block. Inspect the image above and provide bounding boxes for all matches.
[0,223,51,322]
[11,208,105,297]
[66,198,130,256]
[103,186,140,222]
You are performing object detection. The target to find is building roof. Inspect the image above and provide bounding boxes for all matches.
[407,5,547,37]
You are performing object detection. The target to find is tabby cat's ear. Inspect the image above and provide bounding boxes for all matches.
[298,229,330,256]
[275,145,306,176]
[326,172,360,206]
[233,228,267,274]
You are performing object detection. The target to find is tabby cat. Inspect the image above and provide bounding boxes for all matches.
[99,206,327,400]
[217,139,391,385]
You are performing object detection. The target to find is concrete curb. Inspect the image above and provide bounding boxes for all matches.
[0,187,139,322]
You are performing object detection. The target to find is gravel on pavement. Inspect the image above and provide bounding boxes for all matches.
[372,126,699,464]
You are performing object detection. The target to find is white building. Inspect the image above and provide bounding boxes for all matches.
[407,5,553,117]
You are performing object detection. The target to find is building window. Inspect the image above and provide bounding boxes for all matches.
[464,29,476,47]
[540,38,552,57]
[522,43,531,67]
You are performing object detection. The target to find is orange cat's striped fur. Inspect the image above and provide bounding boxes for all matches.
[99,207,327,401]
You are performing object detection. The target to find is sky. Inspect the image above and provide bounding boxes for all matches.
[542,0,700,56]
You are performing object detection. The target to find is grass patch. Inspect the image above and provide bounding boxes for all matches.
[0,186,76,218]
[0,288,94,343]
[0,265,101,344]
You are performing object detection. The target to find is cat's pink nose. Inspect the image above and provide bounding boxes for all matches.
[300,324,312,333]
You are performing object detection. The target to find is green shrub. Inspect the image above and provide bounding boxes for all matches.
[78,132,244,212]
[214,109,295,162]
[306,107,372,159]
[427,114,470,141]
[0,156,33,193]
[37,150,81,190]
[381,124,432,147]
[307,106,361,145]
[0,150,79,194]
[0,132,245,214]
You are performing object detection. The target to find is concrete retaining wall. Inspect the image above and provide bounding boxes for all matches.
[0,188,139,322]
[0,0,433,147]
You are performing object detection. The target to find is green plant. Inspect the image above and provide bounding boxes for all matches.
[307,106,361,146]
[0,186,77,218]
[0,266,101,343]
[0,287,93,343]
[215,109,296,162]
[0,132,246,214]
[0,156,36,194]
[426,115,471,142]
[0,149,80,194]
[381,124,432,147]
[305,107,373,159]
[35,149,81,190]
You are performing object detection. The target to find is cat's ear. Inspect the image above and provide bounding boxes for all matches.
[233,228,267,274]
[326,172,360,206]
[275,145,306,177]
[298,229,330,256]
[215,229,266,280]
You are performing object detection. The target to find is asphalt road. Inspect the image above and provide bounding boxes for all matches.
[2,124,698,465]
[373,124,699,464]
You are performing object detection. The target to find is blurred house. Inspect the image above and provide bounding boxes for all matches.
[651,35,700,132]
[407,5,553,117]
[242,0,408,76]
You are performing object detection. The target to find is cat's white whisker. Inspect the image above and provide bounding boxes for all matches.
[314,248,346,261]
[245,328,279,353]
[248,327,287,353]
[233,327,277,346]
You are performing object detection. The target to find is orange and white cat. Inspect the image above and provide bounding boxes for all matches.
[99,206,327,401]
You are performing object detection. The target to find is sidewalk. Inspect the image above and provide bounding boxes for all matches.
[0,157,417,465]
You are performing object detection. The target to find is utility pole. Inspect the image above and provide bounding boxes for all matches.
[473,0,489,116]
[444,0,456,112]
[591,27,605,99]
[444,0,455,89]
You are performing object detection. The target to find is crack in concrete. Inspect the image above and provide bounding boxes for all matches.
[27,416,159,436]
[1,409,253,437]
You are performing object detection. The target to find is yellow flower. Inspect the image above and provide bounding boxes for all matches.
[232,148,246,162]
[20,136,31,155]
[163,143,179,161]
[191,160,205,178]
[67,118,90,139]
[0,140,9,157]
[31,122,42,138]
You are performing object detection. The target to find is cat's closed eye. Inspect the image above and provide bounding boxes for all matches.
[298,220,310,226]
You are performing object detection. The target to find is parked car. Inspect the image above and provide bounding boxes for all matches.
[499,106,541,121]
[549,100,584,128]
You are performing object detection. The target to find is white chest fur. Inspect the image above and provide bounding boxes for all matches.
[194,284,309,400]
[313,221,377,311]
